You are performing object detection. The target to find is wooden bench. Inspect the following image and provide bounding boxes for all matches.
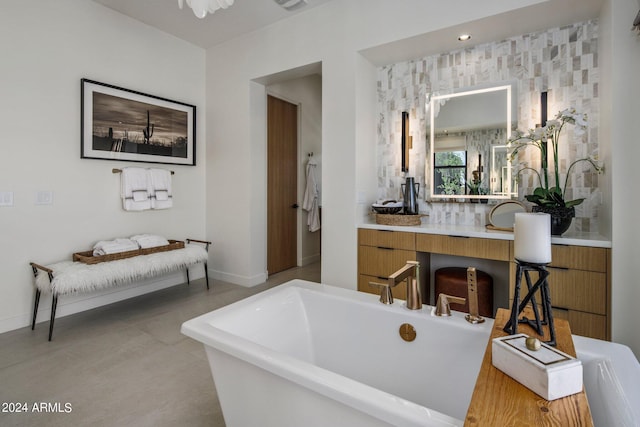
[30,238,211,341]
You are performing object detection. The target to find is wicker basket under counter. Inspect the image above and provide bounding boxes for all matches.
[73,240,185,264]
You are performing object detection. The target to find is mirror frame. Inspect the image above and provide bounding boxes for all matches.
[427,85,513,201]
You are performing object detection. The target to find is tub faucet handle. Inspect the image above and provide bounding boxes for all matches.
[435,293,466,316]
[369,281,393,305]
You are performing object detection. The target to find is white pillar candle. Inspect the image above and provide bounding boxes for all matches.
[514,212,552,264]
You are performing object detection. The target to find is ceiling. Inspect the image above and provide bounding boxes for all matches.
[93,0,336,49]
[362,0,605,66]
[94,0,605,65]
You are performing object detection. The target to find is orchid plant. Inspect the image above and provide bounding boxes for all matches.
[508,108,603,208]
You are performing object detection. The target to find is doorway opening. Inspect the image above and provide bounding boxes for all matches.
[259,62,322,279]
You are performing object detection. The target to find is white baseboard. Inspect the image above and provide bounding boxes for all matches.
[301,253,320,266]
[209,268,267,287]
[0,269,205,335]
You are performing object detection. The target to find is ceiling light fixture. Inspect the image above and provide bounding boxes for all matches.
[178,0,235,19]
[273,0,309,12]
[458,34,472,42]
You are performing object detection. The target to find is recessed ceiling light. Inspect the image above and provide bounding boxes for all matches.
[458,34,472,42]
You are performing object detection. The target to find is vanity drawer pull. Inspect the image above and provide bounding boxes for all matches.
[548,266,569,271]
[377,246,394,250]
[448,235,470,239]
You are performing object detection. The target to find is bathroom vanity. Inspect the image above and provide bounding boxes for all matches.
[357,223,611,340]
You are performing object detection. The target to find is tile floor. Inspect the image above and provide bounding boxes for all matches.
[0,262,320,427]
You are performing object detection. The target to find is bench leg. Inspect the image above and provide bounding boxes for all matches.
[204,262,209,290]
[48,295,58,342]
[31,289,41,330]
[186,268,190,285]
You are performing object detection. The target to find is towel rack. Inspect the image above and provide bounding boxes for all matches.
[112,168,175,175]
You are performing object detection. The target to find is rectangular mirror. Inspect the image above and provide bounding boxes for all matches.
[427,85,516,201]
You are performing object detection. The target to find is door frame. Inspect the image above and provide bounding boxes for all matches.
[266,91,303,273]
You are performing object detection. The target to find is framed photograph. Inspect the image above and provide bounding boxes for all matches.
[81,78,196,166]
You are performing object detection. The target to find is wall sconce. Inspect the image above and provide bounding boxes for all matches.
[540,91,548,127]
[401,111,412,172]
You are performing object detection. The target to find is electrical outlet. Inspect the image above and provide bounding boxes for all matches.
[35,191,53,205]
[0,191,14,207]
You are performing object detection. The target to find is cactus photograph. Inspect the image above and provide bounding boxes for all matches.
[81,79,196,165]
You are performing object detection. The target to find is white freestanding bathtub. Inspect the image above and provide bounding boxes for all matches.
[181,280,640,427]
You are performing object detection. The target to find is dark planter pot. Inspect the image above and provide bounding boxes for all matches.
[531,205,575,236]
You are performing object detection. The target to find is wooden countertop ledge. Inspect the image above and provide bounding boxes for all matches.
[464,308,593,426]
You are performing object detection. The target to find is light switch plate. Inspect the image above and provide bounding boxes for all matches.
[35,191,53,205]
[0,191,14,207]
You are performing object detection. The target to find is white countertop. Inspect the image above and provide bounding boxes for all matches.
[358,219,612,248]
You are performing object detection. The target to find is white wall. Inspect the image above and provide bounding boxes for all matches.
[203,0,547,289]
[601,0,640,357]
[0,0,206,332]
[267,75,322,267]
[205,0,640,357]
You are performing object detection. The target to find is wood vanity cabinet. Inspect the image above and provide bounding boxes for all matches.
[508,244,611,340]
[357,227,611,341]
[357,229,420,301]
[415,233,510,261]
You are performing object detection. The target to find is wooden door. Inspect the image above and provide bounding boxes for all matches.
[267,95,298,275]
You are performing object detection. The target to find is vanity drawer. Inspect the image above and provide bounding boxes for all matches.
[415,233,510,261]
[549,245,608,272]
[553,308,607,340]
[509,264,607,315]
[358,246,416,278]
[358,229,415,250]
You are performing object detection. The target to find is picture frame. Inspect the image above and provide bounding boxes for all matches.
[81,78,196,166]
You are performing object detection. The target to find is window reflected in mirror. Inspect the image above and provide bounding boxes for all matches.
[433,151,466,195]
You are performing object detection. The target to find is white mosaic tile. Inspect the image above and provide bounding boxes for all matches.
[377,20,601,232]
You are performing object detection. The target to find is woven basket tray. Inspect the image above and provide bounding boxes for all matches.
[375,214,423,226]
[73,240,185,264]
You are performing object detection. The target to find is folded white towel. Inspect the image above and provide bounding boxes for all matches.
[130,234,170,249]
[92,238,139,256]
[149,168,171,191]
[149,168,173,210]
[155,190,169,201]
[121,167,151,211]
[152,198,172,209]
[123,198,151,211]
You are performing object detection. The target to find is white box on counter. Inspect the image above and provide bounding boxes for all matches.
[492,333,583,401]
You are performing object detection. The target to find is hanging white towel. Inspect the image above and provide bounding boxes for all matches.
[302,159,320,232]
[149,168,173,209]
[121,167,151,211]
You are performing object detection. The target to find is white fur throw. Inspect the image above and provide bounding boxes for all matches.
[35,245,208,295]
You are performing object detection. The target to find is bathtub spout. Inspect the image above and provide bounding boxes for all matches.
[389,261,422,310]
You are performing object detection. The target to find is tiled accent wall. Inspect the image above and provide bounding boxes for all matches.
[377,20,600,232]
